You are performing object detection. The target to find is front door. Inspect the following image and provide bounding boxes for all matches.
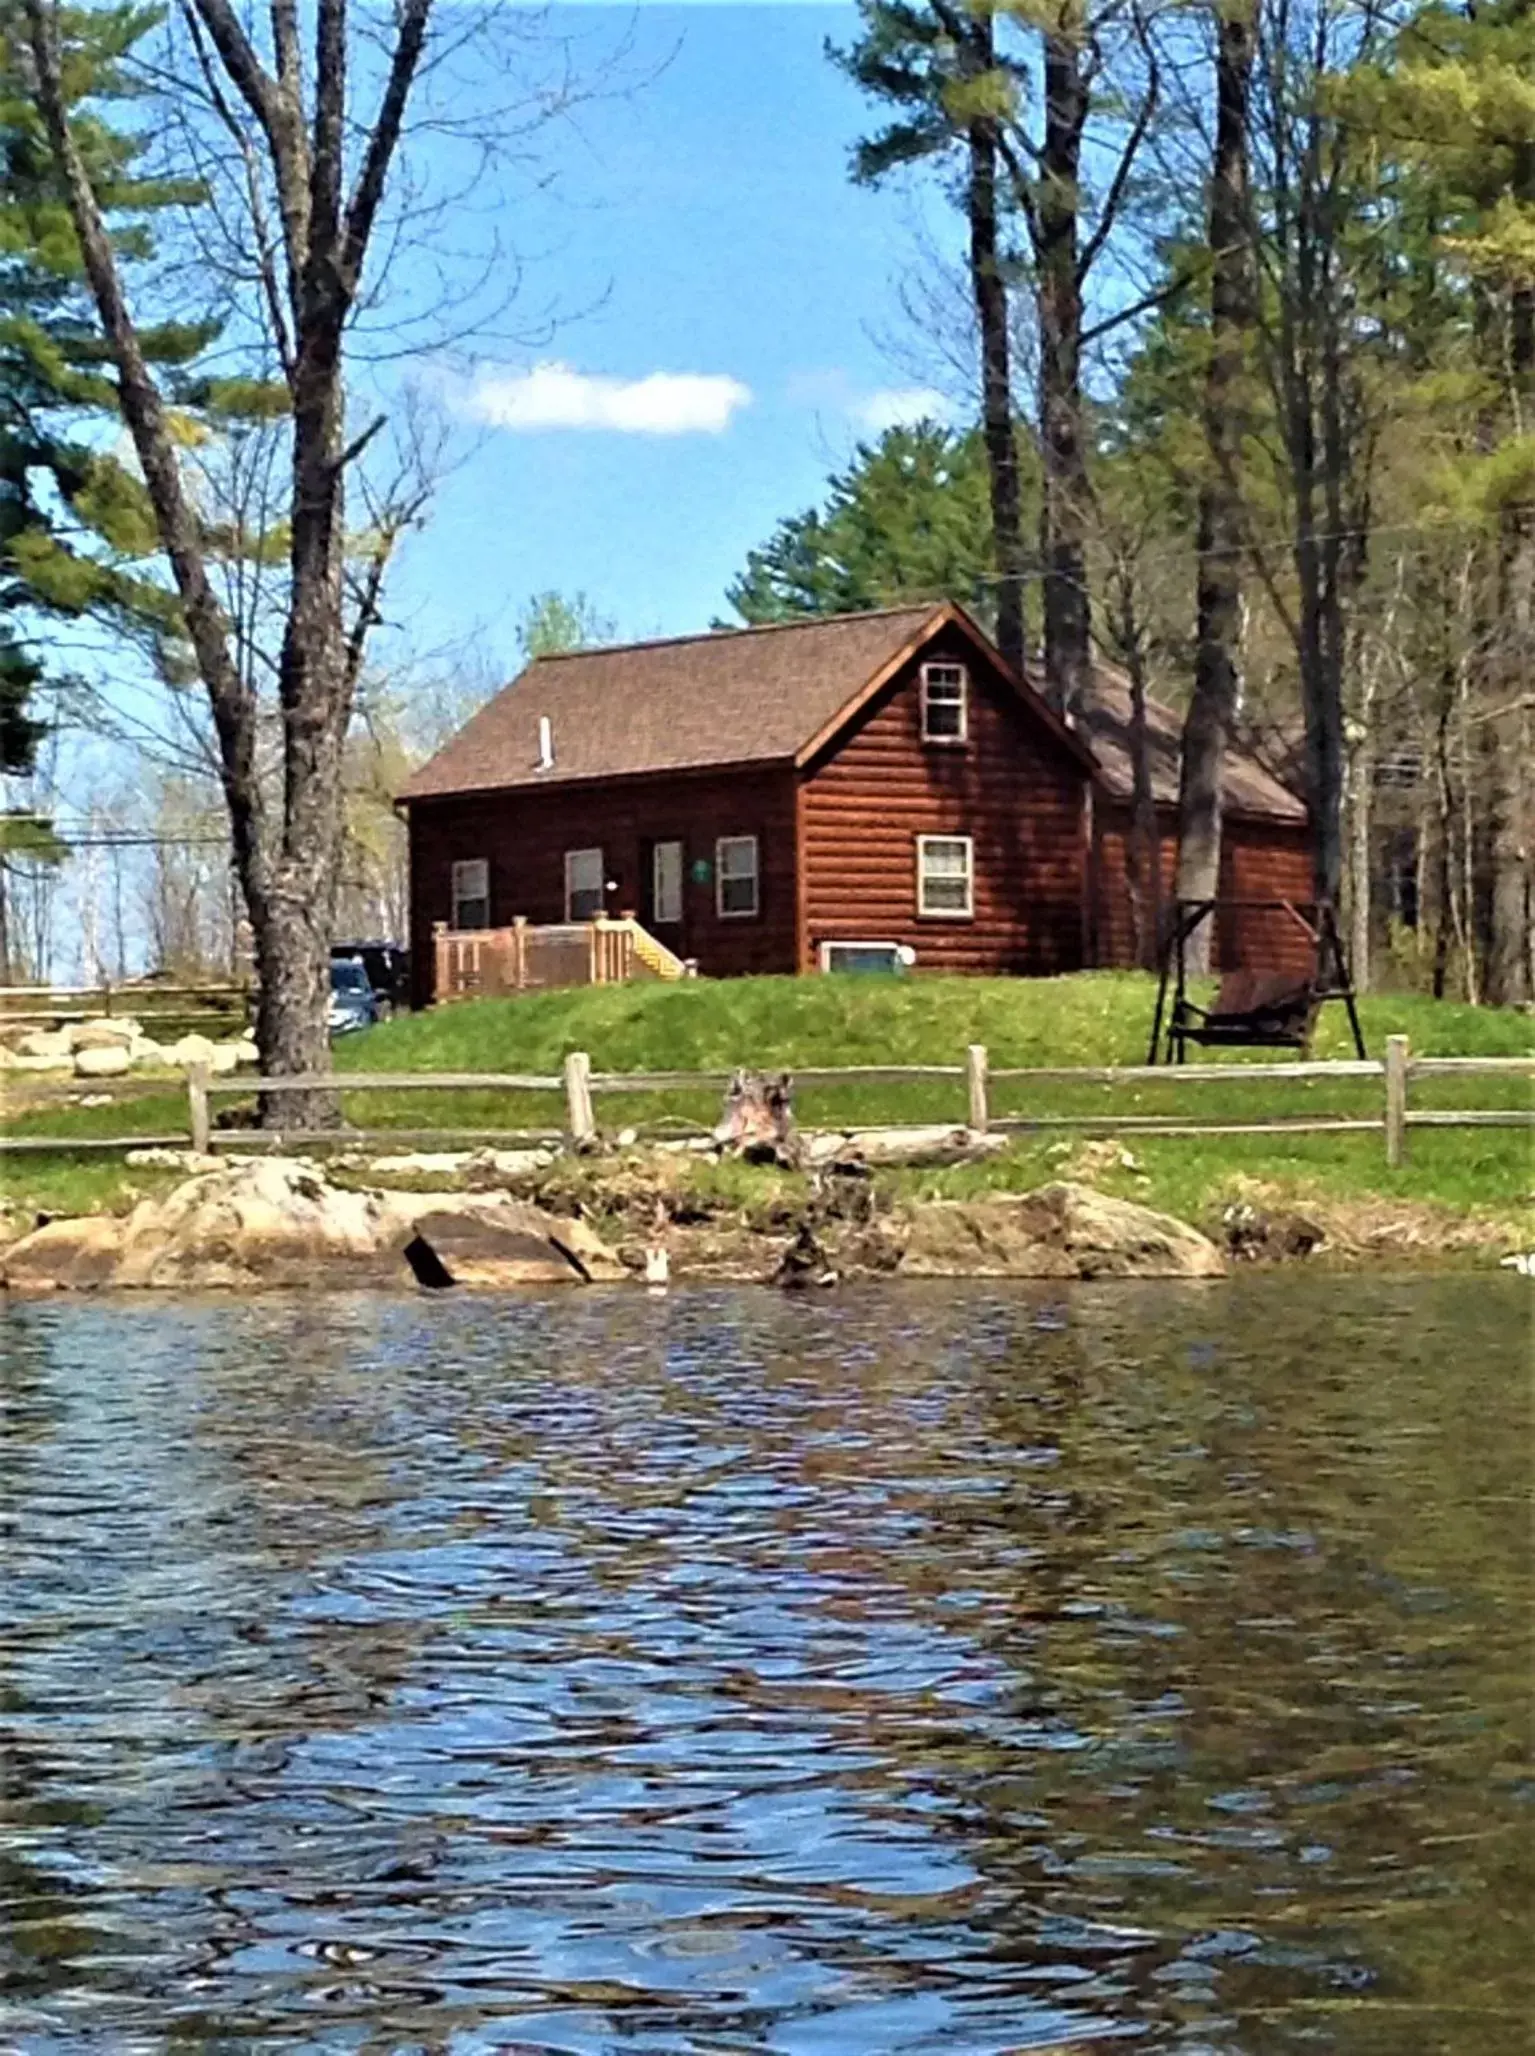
[646,839,685,942]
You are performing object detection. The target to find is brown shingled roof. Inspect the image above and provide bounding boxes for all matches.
[1073,667,1307,825]
[399,604,1306,827]
[399,605,950,801]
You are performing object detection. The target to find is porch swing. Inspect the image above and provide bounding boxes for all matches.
[1147,898,1367,1064]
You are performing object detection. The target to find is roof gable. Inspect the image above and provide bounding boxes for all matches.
[794,603,1098,774]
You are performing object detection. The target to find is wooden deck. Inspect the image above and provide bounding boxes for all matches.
[432,917,692,1002]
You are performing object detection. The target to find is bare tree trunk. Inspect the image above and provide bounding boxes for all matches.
[1125,653,1162,971]
[966,88,1027,678]
[1105,551,1162,967]
[1036,19,1091,716]
[24,0,431,1122]
[1250,0,1375,920]
[1457,655,1480,1004]
[1346,672,1373,993]
[1484,279,1533,1005]
[1176,0,1254,975]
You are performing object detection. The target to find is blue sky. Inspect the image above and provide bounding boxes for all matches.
[382,4,961,673]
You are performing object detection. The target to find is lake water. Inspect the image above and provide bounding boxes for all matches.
[1,1278,1530,2054]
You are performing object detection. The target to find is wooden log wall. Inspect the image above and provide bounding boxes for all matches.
[798,626,1089,975]
[408,768,798,1004]
[1093,805,1317,974]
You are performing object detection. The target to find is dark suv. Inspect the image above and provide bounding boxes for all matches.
[330,941,410,1014]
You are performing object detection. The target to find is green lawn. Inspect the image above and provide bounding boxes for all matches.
[338,968,1530,1072]
[4,972,1530,1234]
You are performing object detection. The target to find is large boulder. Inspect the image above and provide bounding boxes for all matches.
[0,1215,127,1291]
[404,1206,620,1288]
[0,1157,623,1293]
[167,1032,218,1070]
[74,1044,132,1079]
[14,1029,73,1063]
[890,1182,1226,1280]
[69,1017,141,1052]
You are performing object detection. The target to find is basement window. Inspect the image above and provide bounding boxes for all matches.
[451,858,489,931]
[565,847,605,921]
[917,835,973,918]
[716,835,759,918]
[920,661,968,743]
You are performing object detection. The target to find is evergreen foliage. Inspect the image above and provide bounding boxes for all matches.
[727,424,1001,626]
[0,0,212,771]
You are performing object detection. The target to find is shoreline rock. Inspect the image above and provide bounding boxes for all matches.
[0,1158,624,1294]
[3,1143,1519,1294]
[885,1183,1227,1280]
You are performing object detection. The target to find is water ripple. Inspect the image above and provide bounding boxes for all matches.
[1,1276,1529,2053]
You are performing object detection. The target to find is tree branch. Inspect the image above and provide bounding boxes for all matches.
[994,129,1041,248]
[309,0,346,276]
[23,0,269,908]
[1076,16,1158,287]
[190,0,309,307]
[335,412,387,475]
[179,2,296,382]
[342,0,433,291]
[1080,263,1192,346]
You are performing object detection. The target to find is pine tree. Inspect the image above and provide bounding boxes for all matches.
[726,423,1001,625]
[1346,0,1534,999]
[834,0,1160,712]
[0,0,210,772]
[831,4,1029,673]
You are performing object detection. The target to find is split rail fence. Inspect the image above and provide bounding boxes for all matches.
[0,980,250,1033]
[2,1036,1530,1166]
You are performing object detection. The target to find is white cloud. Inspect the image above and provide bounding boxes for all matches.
[853,386,959,433]
[459,361,752,436]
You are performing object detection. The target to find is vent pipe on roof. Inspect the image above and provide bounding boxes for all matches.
[537,714,554,770]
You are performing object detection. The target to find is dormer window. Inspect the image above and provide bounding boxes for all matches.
[921,661,968,743]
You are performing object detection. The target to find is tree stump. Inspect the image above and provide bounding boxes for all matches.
[713,1069,802,1167]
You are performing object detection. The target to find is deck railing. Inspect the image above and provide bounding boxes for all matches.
[432,917,690,1001]
[3,1036,1530,1164]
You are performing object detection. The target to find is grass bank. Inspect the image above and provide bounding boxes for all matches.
[3,972,1530,1248]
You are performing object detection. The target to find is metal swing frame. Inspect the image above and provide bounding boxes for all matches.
[1147,898,1367,1065]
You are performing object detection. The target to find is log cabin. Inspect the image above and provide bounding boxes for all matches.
[398,602,1312,1004]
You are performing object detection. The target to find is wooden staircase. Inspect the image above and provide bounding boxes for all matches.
[626,920,688,981]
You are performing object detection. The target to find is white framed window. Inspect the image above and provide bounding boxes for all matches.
[565,847,605,921]
[716,835,759,919]
[920,661,968,743]
[917,835,973,918]
[652,840,684,925]
[451,858,489,931]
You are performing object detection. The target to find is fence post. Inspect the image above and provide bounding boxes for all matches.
[1384,1033,1409,1168]
[564,1050,595,1146]
[513,915,528,991]
[187,1062,212,1155]
[966,1043,989,1133]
